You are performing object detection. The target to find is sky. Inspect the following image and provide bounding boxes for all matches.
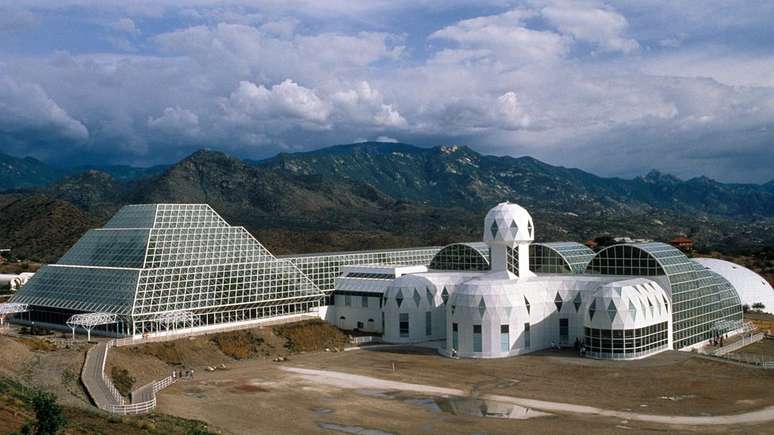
[1,1,774,183]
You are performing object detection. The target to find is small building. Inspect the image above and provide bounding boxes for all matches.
[670,236,694,252]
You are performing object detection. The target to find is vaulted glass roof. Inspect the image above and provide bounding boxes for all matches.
[529,242,595,274]
[585,242,743,349]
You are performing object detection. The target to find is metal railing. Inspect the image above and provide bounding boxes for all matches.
[81,339,177,415]
[708,332,764,356]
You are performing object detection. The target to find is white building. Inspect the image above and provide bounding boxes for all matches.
[330,202,745,360]
[694,258,774,314]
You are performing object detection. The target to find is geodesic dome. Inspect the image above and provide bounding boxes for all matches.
[483,202,534,245]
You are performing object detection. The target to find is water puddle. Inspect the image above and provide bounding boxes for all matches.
[428,396,550,420]
[318,422,394,435]
[353,389,550,420]
[313,407,334,416]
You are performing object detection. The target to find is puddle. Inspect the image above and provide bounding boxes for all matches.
[351,388,550,421]
[355,389,393,398]
[313,407,334,416]
[430,396,550,420]
[318,422,394,435]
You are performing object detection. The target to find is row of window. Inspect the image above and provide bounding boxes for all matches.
[584,322,668,354]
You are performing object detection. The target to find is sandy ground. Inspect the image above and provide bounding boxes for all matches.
[154,345,774,434]
[0,334,91,409]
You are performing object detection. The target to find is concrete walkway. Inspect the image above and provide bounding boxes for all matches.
[282,367,774,426]
[81,341,122,411]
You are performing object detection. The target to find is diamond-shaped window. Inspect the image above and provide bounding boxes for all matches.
[589,299,596,320]
[395,289,404,307]
[510,220,519,237]
[490,221,499,239]
[573,293,582,311]
[441,287,449,305]
[413,289,421,307]
[524,296,531,314]
[478,298,487,317]
[527,220,533,238]
[607,300,617,322]
[554,292,563,312]
[426,288,434,305]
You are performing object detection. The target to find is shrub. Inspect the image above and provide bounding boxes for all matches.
[110,367,136,397]
[28,390,67,435]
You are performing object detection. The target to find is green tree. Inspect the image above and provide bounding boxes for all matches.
[29,390,66,435]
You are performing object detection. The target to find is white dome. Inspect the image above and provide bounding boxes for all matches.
[483,202,534,245]
[694,258,774,314]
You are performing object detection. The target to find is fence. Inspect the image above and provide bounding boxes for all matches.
[708,332,764,356]
[350,335,381,345]
[81,339,177,415]
[114,312,317,347]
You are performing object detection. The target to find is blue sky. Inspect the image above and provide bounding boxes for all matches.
[1,1,774,183]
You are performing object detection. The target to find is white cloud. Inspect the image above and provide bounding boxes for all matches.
[539,0,639,54]
[110,17,140,36]
[148,106,200,136]
[375,135,398,142]
[224,79,331,125]
[0,75,89,142]
[430,9,568,66]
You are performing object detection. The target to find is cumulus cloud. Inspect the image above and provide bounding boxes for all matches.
[539,0,639,54]
[148,107,200,136]
[223,80,331,125]
[430,9,568,66]
[0,75,89,143]
[110,18,140,36]
[0,1,773,182]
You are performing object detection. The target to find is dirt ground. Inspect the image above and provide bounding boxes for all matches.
[147,343,774,435]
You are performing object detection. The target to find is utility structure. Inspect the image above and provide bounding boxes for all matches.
[66,312,118,341]
[0,303,28,327]
[155,310,197,334]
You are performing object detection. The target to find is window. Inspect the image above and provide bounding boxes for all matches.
[524,323,531,348]
[357,321,364,329]
[399,313,409,337]
[473,324,482,352]
[361,295,369,308]
[345,294,351,307]
[425,311,432,336]
[500,325,509,353]
[452,323,459,350]
[559,318,569,344]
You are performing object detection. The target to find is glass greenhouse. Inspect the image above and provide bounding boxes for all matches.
[12,204,325,336]
[586,242,743,348]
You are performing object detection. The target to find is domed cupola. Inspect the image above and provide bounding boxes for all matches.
[483,202,534,277]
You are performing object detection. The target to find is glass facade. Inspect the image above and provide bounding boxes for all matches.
[428,243,490,271]
[529,242,595,274]
[282,247,441,295]
[586,243,742,349]
[58,229,150,268]
[584,322,669,359]
[12,204,324,336]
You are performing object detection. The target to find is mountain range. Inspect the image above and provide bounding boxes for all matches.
[1,142,773,262]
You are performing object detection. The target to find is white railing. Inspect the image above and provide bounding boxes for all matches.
[101,341,125,405]
[153,375,176,394]
[110,398,157,415]
[83,339,177,415]
[350,335,381,345]
[710,332,764,356]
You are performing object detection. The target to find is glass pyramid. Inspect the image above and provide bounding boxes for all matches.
[12,204,324,335]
